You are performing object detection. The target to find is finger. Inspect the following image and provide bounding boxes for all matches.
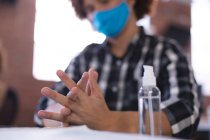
[56,70,77,90]
[66,90,78,102]
[77,72,89,92]
[92,69,98,81]
[60,107,71,116]
[86,80,91,96]
[86,69,98,96]
[88,68,103,98]
[67,113,84,125]
[71,87,87,101]
[65,87,85,106]
[60,122,69,127]
[38,110,83,126]
[41,87,72,108]
[38,110,64,122]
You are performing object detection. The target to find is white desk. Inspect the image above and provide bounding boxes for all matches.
[0,126,176,140]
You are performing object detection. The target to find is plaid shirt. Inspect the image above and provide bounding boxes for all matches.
[34,27,200,138]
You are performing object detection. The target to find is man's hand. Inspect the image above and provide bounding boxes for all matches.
[38,68,114,130]
[38,70,90,127]
[42,103,69,127]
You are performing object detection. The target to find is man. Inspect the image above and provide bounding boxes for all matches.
[35,0,200,138]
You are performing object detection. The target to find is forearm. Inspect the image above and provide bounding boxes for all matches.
[105,111,139,133]
[162,100,200,138]
[103,111,172,136]
[161,111,172,136]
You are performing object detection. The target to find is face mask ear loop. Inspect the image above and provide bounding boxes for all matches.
[90,11,96,23]
[123,0,128,5]
[123,0,131,14]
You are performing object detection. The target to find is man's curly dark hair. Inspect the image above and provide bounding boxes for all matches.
[70,0,153,20]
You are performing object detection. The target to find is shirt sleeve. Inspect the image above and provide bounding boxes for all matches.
[33,56,82,126]
[158,41,200,138]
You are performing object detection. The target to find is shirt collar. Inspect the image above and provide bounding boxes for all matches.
[100,26,146,53]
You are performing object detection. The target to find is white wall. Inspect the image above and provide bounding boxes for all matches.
[33,0,105,81]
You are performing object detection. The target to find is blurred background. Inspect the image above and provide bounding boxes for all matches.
[0,0,210,139]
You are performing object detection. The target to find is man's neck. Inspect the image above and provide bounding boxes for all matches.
[108,16,139,58]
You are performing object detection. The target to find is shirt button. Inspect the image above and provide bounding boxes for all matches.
[112,86,118,92]
[116,60,122,66]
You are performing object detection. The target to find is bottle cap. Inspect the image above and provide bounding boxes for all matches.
[142,65,156,86]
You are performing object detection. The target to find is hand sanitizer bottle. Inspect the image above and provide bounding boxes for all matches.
[138,65,161,136]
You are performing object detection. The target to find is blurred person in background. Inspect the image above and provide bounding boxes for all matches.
[0,40,19,126]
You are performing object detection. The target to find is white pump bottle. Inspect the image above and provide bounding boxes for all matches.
[138,65,161,135]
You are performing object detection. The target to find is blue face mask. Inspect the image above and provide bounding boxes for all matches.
[92,1,130,38]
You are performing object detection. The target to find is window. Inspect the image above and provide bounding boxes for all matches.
[33,0,105,81]
[191,0,210,95]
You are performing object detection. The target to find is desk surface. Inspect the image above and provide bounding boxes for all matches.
[0,126,176,140]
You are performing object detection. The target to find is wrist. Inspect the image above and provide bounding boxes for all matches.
[92,111,116,131]
[99,111,138,133]
[103,111,118,131]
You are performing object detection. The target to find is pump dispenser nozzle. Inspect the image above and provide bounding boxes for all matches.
[142,65,156,86]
